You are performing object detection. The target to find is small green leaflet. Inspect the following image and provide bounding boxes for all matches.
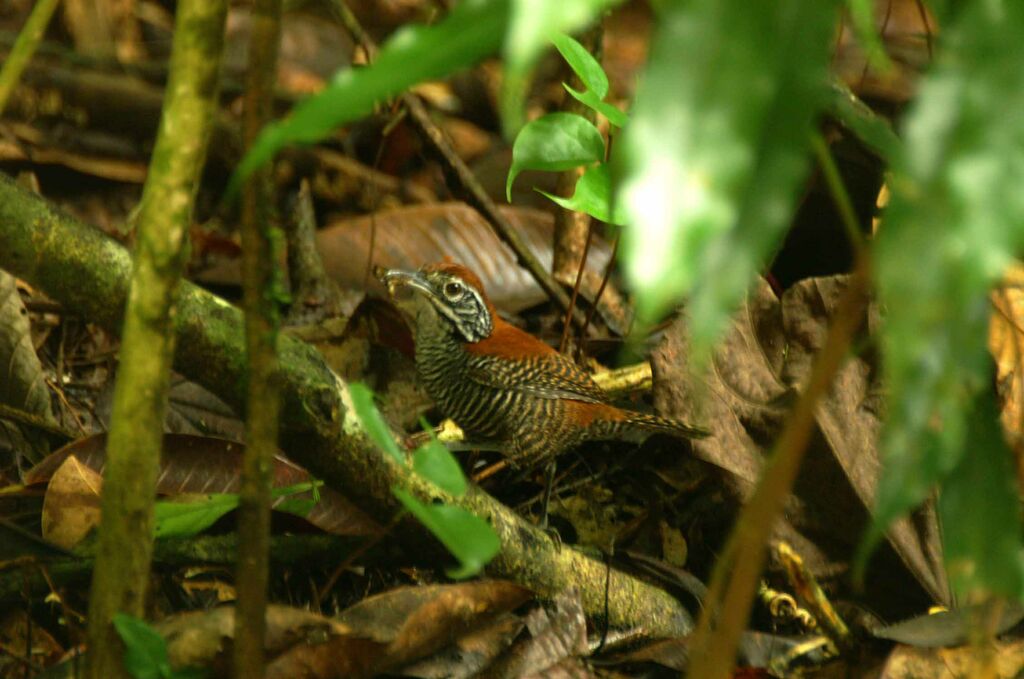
[539,163,626,225]
[349,382,404,464]
[393,488,500,579]
[552,33,628,127]
[502,0,624,133]
[413,438,468,497]
[113,613,206,679]
[349,385,499,576]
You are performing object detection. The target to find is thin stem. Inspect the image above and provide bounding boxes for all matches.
[686,256,870,679]
[0,0,61,115]
[232,0,284,675]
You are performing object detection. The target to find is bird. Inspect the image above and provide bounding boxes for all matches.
[378,261,708,467]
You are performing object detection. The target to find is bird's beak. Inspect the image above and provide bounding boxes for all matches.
[376,267,431,301]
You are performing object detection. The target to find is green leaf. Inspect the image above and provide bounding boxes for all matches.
[824,79,900,162]
[938,391,1024,600]
[502,0,623,133]
[272,480,324,518]
[413,439,468,497]
[614,0,840,364]
[564,84,628,127]
[552,32,608,97]
[153,483,320,539]
[539,163,626,224]
[393,488,500,578]
[154,494,238,539]
[865,0,1024,578]
[506,112,605,201]
[349,382,404,464]
[230,0,509,196]
[113,613,172,679]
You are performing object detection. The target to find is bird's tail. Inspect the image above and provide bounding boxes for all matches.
[569,401,709,443]
[614,410,710,441]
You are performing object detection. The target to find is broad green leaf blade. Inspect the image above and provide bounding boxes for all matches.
[503,0,622,133]
[112,613,171,679]
[564,84,628,128]
[506,112,605,201]
[866,0,1024,575]
[539,163,626,224]
[938,391,1024,600]
[349,383,404,464]
[552,32,608,97]
[825,79,900,162]
[230,0,509,195]
[153,494,238,539]
[413,439,468,497]
[393,488,500,578]
[614,0,840,364]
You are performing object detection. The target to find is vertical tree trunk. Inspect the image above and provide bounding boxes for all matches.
[84,2,227,677]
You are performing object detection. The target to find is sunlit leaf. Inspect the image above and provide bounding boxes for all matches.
[507,112,605,200]
[393,488,500,578]
[349,383,404,464]
[413,439,468,497]
[552,32,608,97]
[230,0,509,195]
[503,0,623,133]
[614,0,839,363]
[938,391,1024,600]
[539,163,626,224]
[864,1,1024,582]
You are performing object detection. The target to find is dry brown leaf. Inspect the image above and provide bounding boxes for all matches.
[315,203,624,330]
[879,637,1024,679]
[652,275,947,612]
[27,433,381,537]
[41,454,102,549]
[989,265,1024,492]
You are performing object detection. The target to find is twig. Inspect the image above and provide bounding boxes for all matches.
[686,130,871,679]
[686,259,869,679]
[553,23,602,317]
[0,403,73,440]
[560,224,593,353]
[234,0,284,675]
[578,234,619,362]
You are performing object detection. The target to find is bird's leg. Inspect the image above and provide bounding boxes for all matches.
[539,460,557,530]
[537,460,564,552]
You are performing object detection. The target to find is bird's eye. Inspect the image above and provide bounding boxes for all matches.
[443,281,464,300]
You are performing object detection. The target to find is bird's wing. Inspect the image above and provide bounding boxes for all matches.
[466,353,608,404]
